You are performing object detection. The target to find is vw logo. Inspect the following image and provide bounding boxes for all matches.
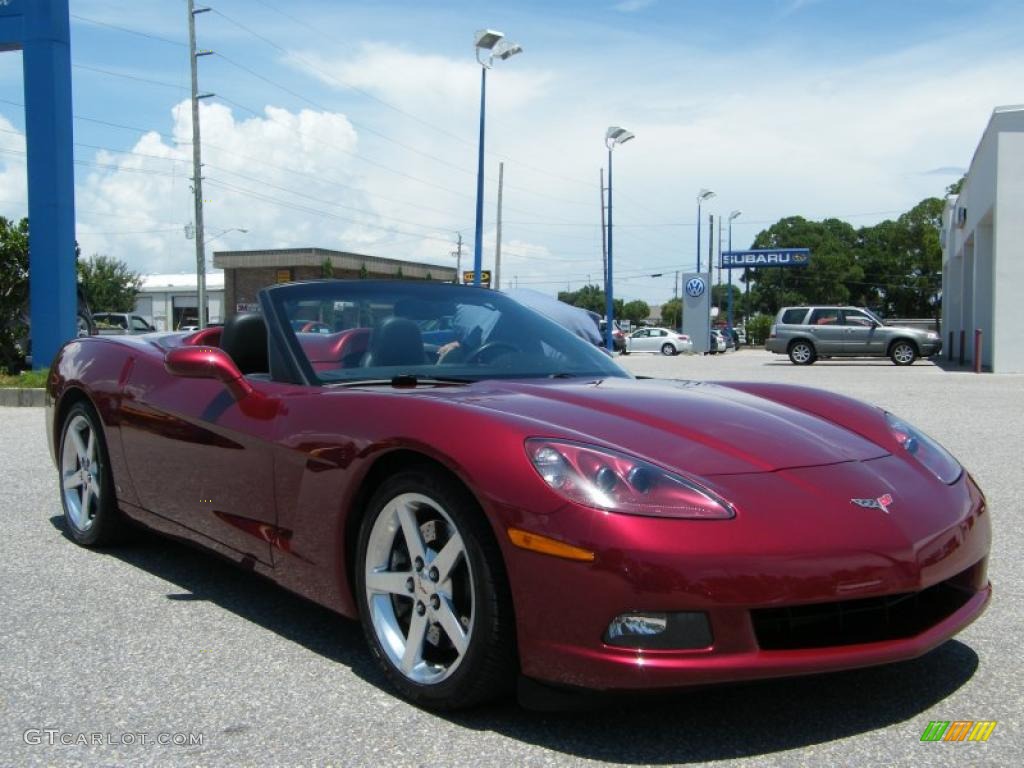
[685,277,706,298]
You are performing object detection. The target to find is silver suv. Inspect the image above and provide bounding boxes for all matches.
[765,306,942,366]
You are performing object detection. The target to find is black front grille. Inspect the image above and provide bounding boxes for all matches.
[751,572,976,650]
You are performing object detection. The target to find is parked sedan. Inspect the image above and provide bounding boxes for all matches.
[709,330,727,354]
[627,327,692,355]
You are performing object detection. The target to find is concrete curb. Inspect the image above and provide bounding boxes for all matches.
[0,388,46,407]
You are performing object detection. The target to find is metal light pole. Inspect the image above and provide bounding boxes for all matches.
[604,126,635,352]
[696,188,715,272]
[727,210,741,333]
[472,29,522,287]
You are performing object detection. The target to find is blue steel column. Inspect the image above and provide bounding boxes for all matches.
[727,220,734,331]
[696,199,702,273]
[604,147,614,352]
[24,0,76,368]
[472,66,487,286]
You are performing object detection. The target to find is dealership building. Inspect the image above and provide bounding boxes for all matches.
[941,105,1024,373]
[212,247,457,316]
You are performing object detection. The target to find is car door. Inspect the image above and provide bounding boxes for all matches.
[118,354,279,565]
[840,309,879,354]
[805,308,845,354]
[630,329,651,352]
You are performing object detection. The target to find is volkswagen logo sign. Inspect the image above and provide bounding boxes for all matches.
[685,277,706,298]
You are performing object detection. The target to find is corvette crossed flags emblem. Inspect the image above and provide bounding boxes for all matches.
[851,494,894,514]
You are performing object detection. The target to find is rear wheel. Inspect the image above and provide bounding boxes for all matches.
[355,467,516,709]
[788,340,816,365]
[890,340,917,366]
[58,401,126,546]
[660,343,676,356]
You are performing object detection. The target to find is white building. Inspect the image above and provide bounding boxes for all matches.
[133,272,225,331]
[941,105,1024,373]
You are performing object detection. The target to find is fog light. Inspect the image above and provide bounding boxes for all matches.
[606,613,667,642]
[604,611,713,650]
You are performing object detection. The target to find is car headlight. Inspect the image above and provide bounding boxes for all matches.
[885,413,962,484]
[926,331,940,340]
[525,439,735,519]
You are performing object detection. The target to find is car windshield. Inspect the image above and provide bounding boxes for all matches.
[263,281,629,385]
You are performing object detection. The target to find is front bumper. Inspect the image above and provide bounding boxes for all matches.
[499,461,991,691]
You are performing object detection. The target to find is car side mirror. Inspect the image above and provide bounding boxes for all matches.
[164,346,254,400]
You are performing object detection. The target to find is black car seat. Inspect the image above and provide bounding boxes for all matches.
[220,313,269,375]
[362,317,426,367]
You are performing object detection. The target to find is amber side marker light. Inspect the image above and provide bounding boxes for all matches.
[507,528,595,562]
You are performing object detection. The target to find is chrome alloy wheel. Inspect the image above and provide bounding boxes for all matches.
[892,342,915,365]
[61,413,101,531]
[364,493,474,685]
[790,342,813,364]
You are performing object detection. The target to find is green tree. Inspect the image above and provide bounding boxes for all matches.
[77,254,142,312]
[621,299,650,325]
[320,258,333,278]
[359,263,369,279]
[748,217,863,315]
[661,297,682,329]
[558,284,623,318]
[0,216,30,370]
[857,198,943,318]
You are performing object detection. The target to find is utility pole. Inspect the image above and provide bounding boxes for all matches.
[674,270,680,329]
[188,0,213,327]
[599,168,607,290]
[708,214,714,274]
[717,217,723,287]
[494,162,504,290]
[451,232,463,283]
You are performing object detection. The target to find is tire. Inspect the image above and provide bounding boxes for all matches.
[660,343,676,356]
[355,466,516,710]
[890,340,917,366]
[58,401,126,546]
[788,340,816,365]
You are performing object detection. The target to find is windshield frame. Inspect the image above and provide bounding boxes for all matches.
[259,280,631,386]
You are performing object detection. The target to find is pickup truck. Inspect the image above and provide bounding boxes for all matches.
[93,312,156,335]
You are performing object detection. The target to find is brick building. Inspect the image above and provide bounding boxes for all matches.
[212,247,458,317]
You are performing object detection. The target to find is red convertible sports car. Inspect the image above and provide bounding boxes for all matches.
[46,280,991,710]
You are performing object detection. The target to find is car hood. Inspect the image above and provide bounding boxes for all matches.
[424,377,889,477]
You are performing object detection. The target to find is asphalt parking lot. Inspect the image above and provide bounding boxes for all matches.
[2,349,1020,767]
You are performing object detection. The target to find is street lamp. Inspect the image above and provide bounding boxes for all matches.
[604,125,635,352]
[205,227,248,245]
[727,210,741,333]
[696,188,715,272]
[472,28,522,287]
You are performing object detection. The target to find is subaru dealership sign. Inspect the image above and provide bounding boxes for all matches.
[721,248,811,269]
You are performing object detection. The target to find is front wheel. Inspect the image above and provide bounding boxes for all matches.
[58,401,126,546]
[890,341,917,366]
[661,343,676,356]
[788,340,816,365]
[355,467,516,709]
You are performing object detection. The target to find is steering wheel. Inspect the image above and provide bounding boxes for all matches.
[464,341,520,364]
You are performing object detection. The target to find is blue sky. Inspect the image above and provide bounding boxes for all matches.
[1,0,1022,304]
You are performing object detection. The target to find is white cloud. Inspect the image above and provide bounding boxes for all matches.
[0,116,27,218]
[291,42,551,119]
[74,100,455,274]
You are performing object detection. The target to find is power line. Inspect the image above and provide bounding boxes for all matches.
[70,13,188,48]
[219,0,600,194]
